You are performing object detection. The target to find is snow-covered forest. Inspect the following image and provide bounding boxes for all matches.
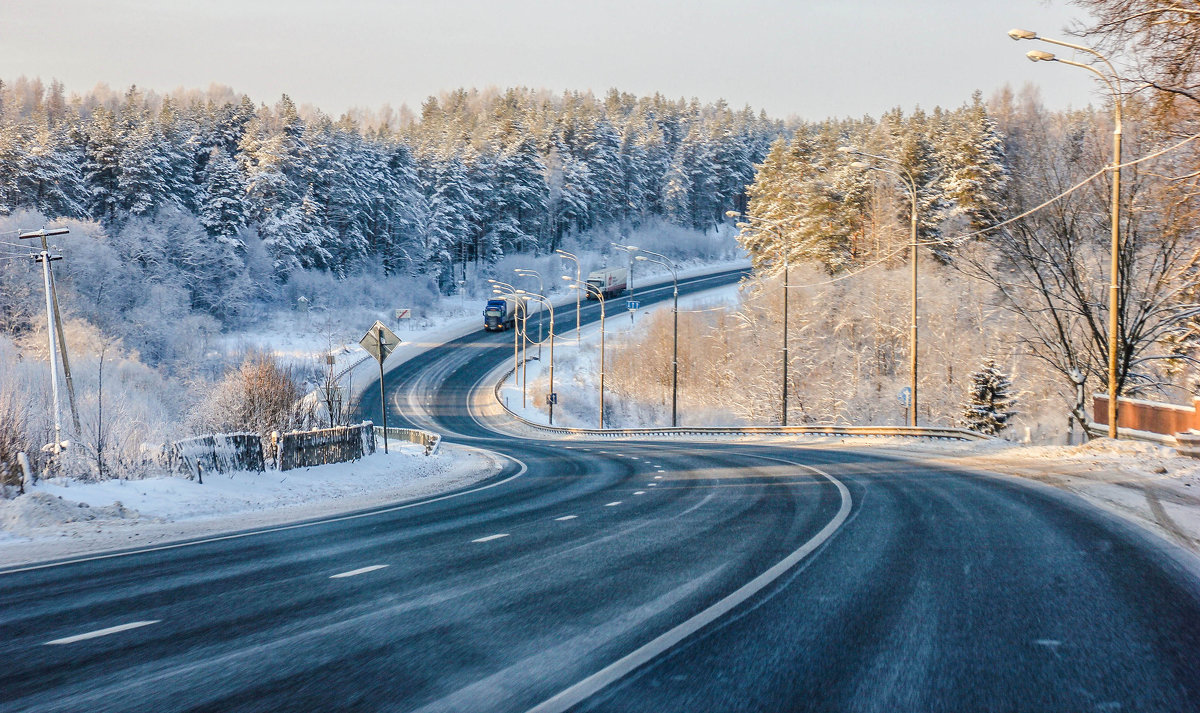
[0,80,775,484]
[518,84,1200,440]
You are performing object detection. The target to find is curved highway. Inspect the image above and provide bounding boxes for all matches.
[3,268,1200,712]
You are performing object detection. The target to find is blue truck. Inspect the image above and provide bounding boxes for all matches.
[483,297,520,331]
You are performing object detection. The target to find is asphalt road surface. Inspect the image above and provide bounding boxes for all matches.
[3,267,1200,712]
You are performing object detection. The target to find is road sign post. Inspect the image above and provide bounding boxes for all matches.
[898,387,912,427]
[360,321,401,454]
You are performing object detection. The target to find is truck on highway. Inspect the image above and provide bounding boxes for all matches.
[483,297,520,331]
[585,267,627,299]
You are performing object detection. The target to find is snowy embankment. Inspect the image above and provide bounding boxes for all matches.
[809,434,1200,556]
[497,278,747,429]
[0,442,500,567]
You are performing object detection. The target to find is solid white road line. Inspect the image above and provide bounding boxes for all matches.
[2,449,529,577]
[472,533,510,543]
[45,620,160,646]
[526,461,852,713]
[554,515,578,521]
[330,565,389,579]
[604,501,621,507]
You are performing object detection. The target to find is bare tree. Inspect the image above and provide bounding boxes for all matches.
[962,100,1200,435]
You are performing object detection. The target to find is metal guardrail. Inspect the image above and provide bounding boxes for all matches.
[373,426,442,455]
[492,365,990,442]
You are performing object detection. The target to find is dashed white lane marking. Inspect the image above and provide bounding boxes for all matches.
[654,475,663,479]
[634,491,646,495]
[554,515,578,521]
[45,620,161,645]
[604,501,622,507]
[472,533,510,543]
[648,483,658,487]
[526,461,852,713]
[330,565,389,579]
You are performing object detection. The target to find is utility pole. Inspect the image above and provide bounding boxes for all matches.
[20,228,77,451]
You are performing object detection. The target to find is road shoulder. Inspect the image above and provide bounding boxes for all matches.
[0,443,502,569]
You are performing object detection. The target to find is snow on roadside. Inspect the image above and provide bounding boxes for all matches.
[0,442,501,567]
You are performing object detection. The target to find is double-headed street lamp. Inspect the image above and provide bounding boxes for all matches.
[488,280,531,410]
[555,249,582,345]
[564,275,607,428]
[728,210,792,427]
[514,268,544,359]
[517,290,556,424]
[488,279,523,384]
[836,147,921,426]
[1010,27,1123,439]
[611,242,638,325]
[635,251,680,427]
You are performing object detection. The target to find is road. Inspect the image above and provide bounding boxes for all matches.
[3,267,1200,712]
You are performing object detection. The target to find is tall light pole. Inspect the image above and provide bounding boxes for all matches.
[489,280,524,388]
[515,268,544,359]
[635,252,680,427]
[519,291,556,424]
[728,210,791,426]
[565,276,607,428]
[611,242,638,326]
[837,148,921,426]
[556,249,582,346]
[1010,28,1123,439]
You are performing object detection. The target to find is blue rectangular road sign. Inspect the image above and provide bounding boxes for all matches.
[627,300,640,310]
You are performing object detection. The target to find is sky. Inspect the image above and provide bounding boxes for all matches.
[0,0,1098,120]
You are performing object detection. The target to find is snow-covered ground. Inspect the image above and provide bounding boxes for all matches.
[496,277,747,429]
[222,257,752,407]
[0,442,501,567]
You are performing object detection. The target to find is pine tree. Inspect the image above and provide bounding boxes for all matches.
[84,106,122,222]
[960,359,1018,436]
[198,146,249,248]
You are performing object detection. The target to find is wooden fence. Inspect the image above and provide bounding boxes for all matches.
[167,432,264,475]
[271,422,376,471]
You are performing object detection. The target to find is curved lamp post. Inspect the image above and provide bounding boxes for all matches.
[611,242,639,325]
[565,275,606,428]
[635,252,680,427]
[515,268,545,359]
[518,290,556,424]
[837,147,921,426]
[556,249,582,345]
[1010,27,1123,439]
[728,210,792,426]
[488,279,523,387]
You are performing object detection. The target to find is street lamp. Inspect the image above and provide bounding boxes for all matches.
[611,242,639,325]
[635,252,680,427]
[728,210,792,426]
[837,147,921,426]
[565,275,607,428]
[518,290,556,424]
[515,268,544,359]
[488,279,523,386]
[556,249,582,346]
[1010,27,1123,439]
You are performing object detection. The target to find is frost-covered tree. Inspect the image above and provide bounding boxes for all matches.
[198,146,248,247]
[960,358,1018,436]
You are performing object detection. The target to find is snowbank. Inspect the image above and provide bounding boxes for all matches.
[0,442,501,567]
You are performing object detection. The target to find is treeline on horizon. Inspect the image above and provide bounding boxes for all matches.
[0,78,782,297]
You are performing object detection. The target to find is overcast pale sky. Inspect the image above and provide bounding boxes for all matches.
[0,1,1097,119]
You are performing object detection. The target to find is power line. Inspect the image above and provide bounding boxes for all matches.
[758,131,1200,293]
